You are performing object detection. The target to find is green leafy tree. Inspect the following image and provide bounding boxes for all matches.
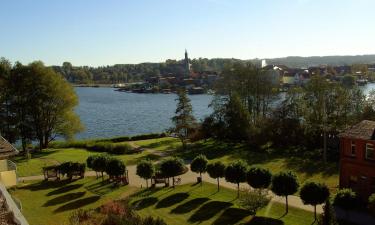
[206,162,226,191]
[136,160,155,188]
[171,89,196,150]
[225,160,248,197]
[159,157,186,188]
[271,171,299,214]
[246,167,272,190]
[105,158,126,179]
[92,154,109,180]
[190,154,208,185]
[300,182,330,220]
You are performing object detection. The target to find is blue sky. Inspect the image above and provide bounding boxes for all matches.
[1,0,375,66]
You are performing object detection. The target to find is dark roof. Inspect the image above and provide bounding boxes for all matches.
[0,136,19,159]
[338,120,375,140]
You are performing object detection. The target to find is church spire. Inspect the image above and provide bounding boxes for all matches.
[184,49,190,77]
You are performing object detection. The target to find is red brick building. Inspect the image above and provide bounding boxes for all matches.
[339,120,375,200]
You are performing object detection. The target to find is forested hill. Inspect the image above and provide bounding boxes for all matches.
[265,55,375,68]
[50,55,375,84]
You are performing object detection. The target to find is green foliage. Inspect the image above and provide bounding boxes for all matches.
[225,160,248,196]
[239,189,271,215]
[190,154,208,177]
[246,167,272,189]
[58,162,85,179]
[333,189,357,211]
[136,160,155,187]
[86,155,97,169]
[91,154,109,178]
[342,75,356,87]
[300,182,330,220]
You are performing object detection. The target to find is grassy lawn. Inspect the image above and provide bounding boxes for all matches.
[13,137,339,192]
[9,177,138,225]
[131,182,315,225]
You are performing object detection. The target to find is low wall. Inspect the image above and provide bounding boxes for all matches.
[0,183,29,225]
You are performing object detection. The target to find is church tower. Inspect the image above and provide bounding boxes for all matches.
[184,49,190,77]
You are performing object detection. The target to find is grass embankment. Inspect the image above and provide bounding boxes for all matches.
[14,137,175,177]
[131,182,315,225]
[9,177,137,225]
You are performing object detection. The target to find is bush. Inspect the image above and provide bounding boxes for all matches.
[246,167,272,189]
[206,161,226,191]
[58,162,85,179]
[300,182,330,220]
[368,193,375,216]
[333,188,357,211]
[111,143,132,154]
[225,160,248,197]
[190,154,208,184]
[271,171,299,214]
[239,189,271,215]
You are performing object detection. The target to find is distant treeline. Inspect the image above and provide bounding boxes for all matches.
[52,55,375,84]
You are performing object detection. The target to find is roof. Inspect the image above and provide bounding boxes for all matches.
[338,120,375,140]
[0,136,19,159]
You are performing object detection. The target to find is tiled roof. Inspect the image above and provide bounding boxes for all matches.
[0,137,18,160]
[338,120,375,140]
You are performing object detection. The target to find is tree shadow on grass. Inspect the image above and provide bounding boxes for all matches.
[155,193,189,209]
[132,197,159,210]
[19,180,77,192]
[188,201,233,223]
[171,197,210,214]
[212,207,252,225]
[85,180,119,196]
[43,192,86,206]
[47,184,84,196]
[245,216,284,225]
[53,196,100,213]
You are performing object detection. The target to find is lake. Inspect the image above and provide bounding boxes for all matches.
[74,83,375,139]
[74,87,213,139]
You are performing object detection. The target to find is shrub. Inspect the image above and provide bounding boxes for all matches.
[333,188,357,211]
[318,199,338,225]
[111,143,132,154]
[368,193,375,216]
[190,154,208,185]
[206,161,226,191]
[239,189,271,215]
[225,160,248,197]
[246,167,272,189]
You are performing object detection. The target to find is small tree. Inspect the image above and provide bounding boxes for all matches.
[160,157,186,188]
[318,199,338,225]
[206,162,226,191]
[136,160,155,188]
[239,189,271,215]
[190,154,208,185]
[225,160,248,198]
[271,171,299,214]
[333,188,357,218]
[300,182,330,221]
[368,193,375,216]
[246,167,272,190]
[105,158,126,180]
[92,154,109,180]
[171,89,196,150]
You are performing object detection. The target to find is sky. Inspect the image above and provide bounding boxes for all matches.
[1,0,375,66]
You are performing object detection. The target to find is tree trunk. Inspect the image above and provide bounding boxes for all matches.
[200,172,202,186]
[172,177,175,188]
[217,178,220,191]
[237,183,240,198]
[314,205,317,221]
[285,195,289,214]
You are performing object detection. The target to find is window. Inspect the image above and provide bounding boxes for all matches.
[366,143,375,160]
[350,141,356,156]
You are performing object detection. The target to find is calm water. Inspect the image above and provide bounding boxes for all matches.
[74,88,213,139]
[74,83,375,139]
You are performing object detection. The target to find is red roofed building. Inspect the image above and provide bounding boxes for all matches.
[338,120,375,200]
